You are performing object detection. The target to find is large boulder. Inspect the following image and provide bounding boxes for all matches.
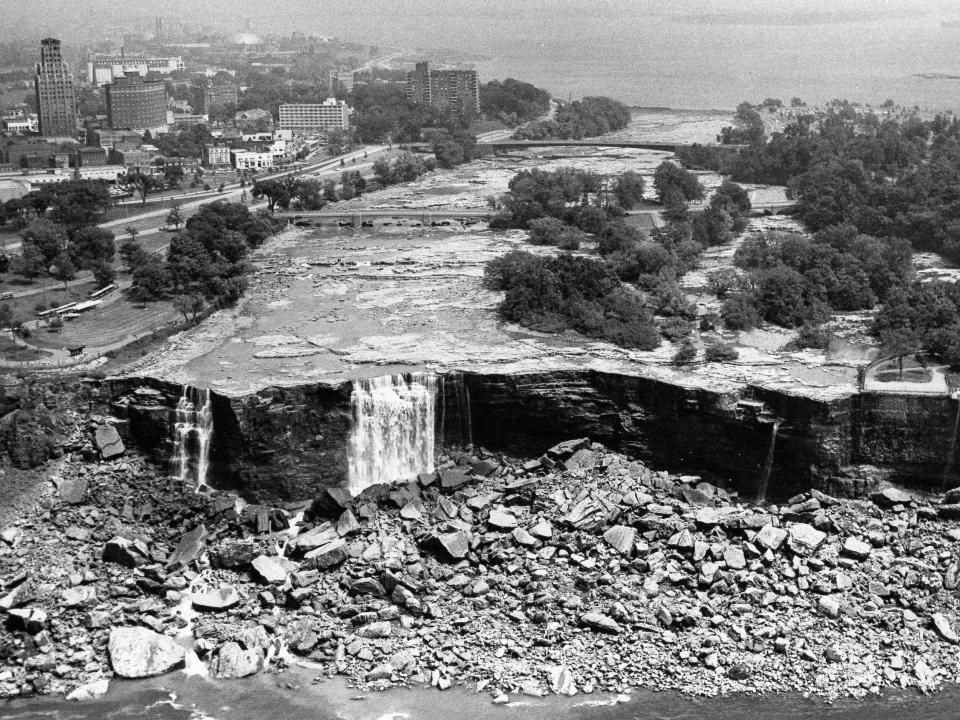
[192,585,241,612]
[212,642,262,678]
[786,523,826,556]
[108,627,185,678]
[251,555,297,584]
[103,536,149,568]
[304,539,347,569]
[166,525,208,567]
[603,525,636,555]
[94,425,125,460]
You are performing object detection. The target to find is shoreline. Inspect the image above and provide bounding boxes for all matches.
[5,666,960,720]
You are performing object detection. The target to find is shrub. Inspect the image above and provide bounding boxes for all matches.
[660,317,692,342]
[699,313,718,332]
[705,342,739,362]
[721,293,761,331]
[672,340,697,365]
[796,323,831,350]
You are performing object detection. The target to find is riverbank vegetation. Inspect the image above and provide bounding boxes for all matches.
[485,163,755,350]
[128,201,278,315]
[479,78,551,127]
[512,96,631,140]
[483,251,660,349]
[674,100,960,365]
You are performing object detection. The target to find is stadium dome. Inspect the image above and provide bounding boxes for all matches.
[231,31,264,46]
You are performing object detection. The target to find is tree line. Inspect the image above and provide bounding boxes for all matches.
[512,97,631,141]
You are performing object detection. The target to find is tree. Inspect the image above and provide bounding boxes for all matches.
[611,171,646,209]
[672,339,697,365]
[173,293,206,323]
[164,165,185,188]
[252,178,295,212]
[70,227,115,269]
[128,171,162,205]
[132,262,168,301]
[880,326,922,380]
[49,251,76,289]
[91,260,116,288]
[14,241,45,280]
[47,314,63,333]
[653,161,704,203]
[167,202,185,229]
[47,180,112,229]
[21,218,66,265]
[0,304,12,329]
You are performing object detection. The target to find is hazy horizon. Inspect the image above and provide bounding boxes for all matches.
[5,1,960,110]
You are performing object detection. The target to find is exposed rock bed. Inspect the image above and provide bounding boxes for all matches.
[3,437,960,702]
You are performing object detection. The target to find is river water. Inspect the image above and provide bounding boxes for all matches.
[3,669,960,720]
[0,670,960,720]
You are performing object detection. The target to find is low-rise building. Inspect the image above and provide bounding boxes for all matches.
[109,147,153,169]
[86,53,185,88]
[230,149,273,170]
[75,146,107,167]
[88,128,142,150]
[202,144,231,168]
[169,113,209,126]
[278,98,351,134]
[0,138,74,169]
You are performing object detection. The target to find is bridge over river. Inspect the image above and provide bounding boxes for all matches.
[405,140,746,153]
[275,200,794,227]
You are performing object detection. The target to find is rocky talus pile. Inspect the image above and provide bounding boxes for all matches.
[3,435,960,702]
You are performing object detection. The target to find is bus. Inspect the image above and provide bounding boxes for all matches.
[88,284,117,301]
[36,302,77,320]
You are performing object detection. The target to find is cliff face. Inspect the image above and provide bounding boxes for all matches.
[852,392,959,489]
[455,372,853,500]
[105,372,959,504]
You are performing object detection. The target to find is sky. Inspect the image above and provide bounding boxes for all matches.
[3,0,960,45]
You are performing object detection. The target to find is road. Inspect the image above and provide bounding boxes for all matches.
[0,145,391,301]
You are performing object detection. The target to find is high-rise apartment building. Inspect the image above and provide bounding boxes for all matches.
[193,82,238,115]
[278,98,351,134]
[35,38,77,138]
[105,72,168,131]
[405,61,479,116]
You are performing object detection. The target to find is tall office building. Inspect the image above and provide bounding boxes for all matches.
[105,72,167,130]
[405,61,479,116]
[34,38,77,138]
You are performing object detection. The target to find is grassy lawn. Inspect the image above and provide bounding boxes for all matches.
[0,281,95,318]
[29,294,179,350]
[0,336,49,362]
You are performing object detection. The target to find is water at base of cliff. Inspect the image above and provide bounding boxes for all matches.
[347,373,436,496]
[4,672,960,720]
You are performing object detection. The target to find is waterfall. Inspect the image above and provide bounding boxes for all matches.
[173,386,213,492]
[756,419,780,503]
[347,373,437,496]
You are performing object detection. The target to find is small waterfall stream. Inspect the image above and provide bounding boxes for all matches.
[173,386,213,491]
[347,373,437,496]
[756,419,781,503]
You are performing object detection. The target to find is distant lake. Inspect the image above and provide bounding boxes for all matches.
[370,9,960,111]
